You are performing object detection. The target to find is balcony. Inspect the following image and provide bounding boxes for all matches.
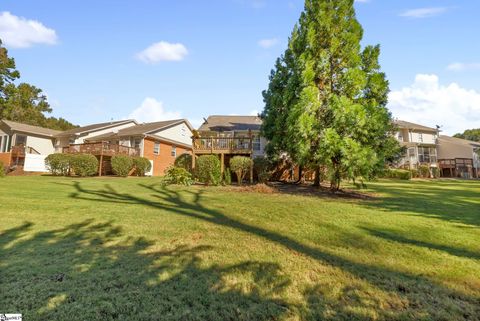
[62,142,140,157]
[193,137,253,154]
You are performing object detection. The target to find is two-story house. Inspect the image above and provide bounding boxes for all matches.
[193,115,266,182]
[393,120,439,170]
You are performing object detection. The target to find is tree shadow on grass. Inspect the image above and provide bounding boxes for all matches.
[0,220,291,321]
[62,181,480,320]
[363,180,480,228]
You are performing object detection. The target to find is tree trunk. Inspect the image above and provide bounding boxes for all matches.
[295,165,303,184]
[313,166,321,187]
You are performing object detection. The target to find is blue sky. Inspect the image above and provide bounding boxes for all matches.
[1,0,480,134]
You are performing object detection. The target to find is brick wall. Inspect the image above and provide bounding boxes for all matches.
[143,138,191,176]
[0,152,11,167]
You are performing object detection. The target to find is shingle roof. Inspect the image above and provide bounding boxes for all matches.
[1,119,61,137]
[439,135,480,147]
[393,120,438,132]
[86,119,192,140]
[198,115,262,132]
[56,119,137,137]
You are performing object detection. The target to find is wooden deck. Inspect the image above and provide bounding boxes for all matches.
[192,137,253,154]
[62,142,140,157]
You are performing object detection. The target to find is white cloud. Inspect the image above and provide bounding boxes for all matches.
[388,74,480,135]
[400,7,448,18]
[258,38,279,49]
[447,62,480,72]
[0,11,57,48]
[136,41,188,64]
[128,97,182,123]
[355,0,370,3]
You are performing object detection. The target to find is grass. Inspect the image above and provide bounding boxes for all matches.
[1,176,479,321]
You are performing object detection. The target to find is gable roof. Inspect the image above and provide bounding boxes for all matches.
[394,120,438,133]
[198,115,262,132]
[85,119,193,140]
[439,135,480,147]
[56,119,137,137]
[1,119,61,137]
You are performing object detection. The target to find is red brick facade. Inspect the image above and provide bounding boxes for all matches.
[0,152,11,167]
[143,138,191,176]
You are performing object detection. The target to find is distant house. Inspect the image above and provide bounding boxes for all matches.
[438,135,480,178]
[393,120,440,170]
[79,119,193,176]
[193,115,266,181]
[0,120,61,172]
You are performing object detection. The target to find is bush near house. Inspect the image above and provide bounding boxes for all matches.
[133,157,152,176]
[195,155,221,186]
[174,153,193,173]
[230,156,253,186]
[111,155,133,177]
[223,167,232,185]
[163,166,193,186]
[70,154,99,177]
[418,165,430,178]
[253,157,271,183]
[383,168,411,180]
[45,154,72,176]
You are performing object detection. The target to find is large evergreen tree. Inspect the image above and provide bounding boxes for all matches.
[0,40,76,130]
[261,0,398,190]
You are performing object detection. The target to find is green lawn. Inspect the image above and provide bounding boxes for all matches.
[1,177,479,321]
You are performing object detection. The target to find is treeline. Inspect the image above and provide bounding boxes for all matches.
[0,40,76,131]
[454,129,480,142]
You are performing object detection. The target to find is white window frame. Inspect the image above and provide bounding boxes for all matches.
[253,136,261,151]
[153,142,160,155]
[171,145,177,157]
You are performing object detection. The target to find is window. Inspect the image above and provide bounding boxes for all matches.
[418,133,423,143]
[171,146,177,157]
[15,134,27,146]
[153,142,160,155]
[397,132,403,142]
[408,147,415,158]
[418,147,436,163]
[253,136,261,151]
[131,138,141,149]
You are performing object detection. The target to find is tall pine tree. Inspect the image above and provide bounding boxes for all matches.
[261,0,398,190]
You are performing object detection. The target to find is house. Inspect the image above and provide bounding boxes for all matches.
[55,119,138,151]
[437,135,480,179]
[393,120,440,170]
[65,119,194,176]
[0,119,61,172]
[193,115,266,181]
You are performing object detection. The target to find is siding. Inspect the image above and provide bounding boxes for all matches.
[143,137,191,176]
[150,122,193,146]
[26,135,56,155]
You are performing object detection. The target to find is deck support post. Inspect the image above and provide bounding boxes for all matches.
[98,154,103,176]
[220,153,224,177]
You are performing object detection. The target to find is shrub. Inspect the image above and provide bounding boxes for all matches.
[70,154,99,177]
[431,167,440,178]
[111,155,133,177]
[384,168,411,180]
[45,153,72,176]
[253,157,271,183]
[195,155,221,185]
[163,166,193,186]
[133,157,152,176]
[174,153,193,173]
[230,156,253,185]
[223,167,232,185]
[410,169,419,179]
[0,161,5,177]
[418,165,430,178]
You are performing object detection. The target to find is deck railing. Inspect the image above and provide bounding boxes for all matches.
[10,145,41,157]
[193,137,252,153]
[62,142,140,157]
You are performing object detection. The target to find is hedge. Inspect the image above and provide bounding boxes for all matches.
[133,157,152,176]
[163,166,193,186]
[384,168,411,180]
[111,155,133,177]
[253,157,271,183]
[71,154,99,177]
[174,153,193,173]
[195,155,221,185]
[230,156,253,185]
[45,153,72,176]
[0,161,5,177]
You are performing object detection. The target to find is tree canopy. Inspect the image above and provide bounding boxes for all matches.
[0,40,76,131]
[261,0,399,190]
[454,129,480,142]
